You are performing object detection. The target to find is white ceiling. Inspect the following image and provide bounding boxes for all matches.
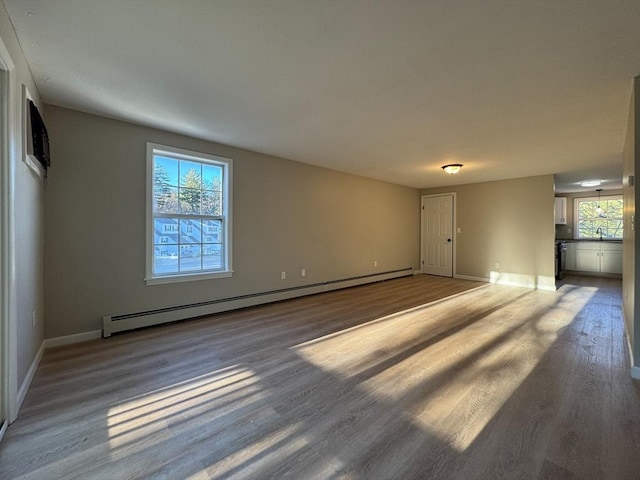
[5,0,640,190]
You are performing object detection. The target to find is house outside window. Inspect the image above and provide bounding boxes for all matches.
[146,143,233,284]
[574,195,623,240]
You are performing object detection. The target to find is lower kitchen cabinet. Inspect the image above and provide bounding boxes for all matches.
[600,248,623,274]
[571,242,622,275]
[575,249,600,272]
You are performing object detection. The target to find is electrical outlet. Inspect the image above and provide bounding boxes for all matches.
[301,268,306,277]
[457,227,461,233]
[495,262,500,269]
[281,271,286,280]
[373,261,378,267]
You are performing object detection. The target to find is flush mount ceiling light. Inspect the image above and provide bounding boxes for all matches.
[580,180,602,187]
[442,163,463,175]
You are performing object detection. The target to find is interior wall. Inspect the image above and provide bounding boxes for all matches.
[555,188,624,240]
[43,105,421,338]
[0,3,45,397]
[623,77,638,368]
[421,175,556,288]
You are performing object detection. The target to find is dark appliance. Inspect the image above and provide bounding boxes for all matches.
[555,241,567,280]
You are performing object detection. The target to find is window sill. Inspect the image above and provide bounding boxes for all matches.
[145,270,234,285]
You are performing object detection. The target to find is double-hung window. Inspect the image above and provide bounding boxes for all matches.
[146,143,233,284]
[574,194,623,240]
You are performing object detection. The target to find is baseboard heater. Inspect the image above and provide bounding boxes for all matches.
[102,267,413,337]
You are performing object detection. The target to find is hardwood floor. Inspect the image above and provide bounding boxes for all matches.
[1,274,639,479]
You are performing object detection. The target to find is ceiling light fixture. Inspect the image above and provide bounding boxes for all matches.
[442,163,463,175]
[581,180,601,187]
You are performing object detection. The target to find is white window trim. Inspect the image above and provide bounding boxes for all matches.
[145,142,233,285]
[573,194,623,240]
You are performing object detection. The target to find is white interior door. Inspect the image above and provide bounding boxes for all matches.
[421,194,453,277]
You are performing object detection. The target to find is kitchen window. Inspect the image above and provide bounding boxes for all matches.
[145,143,233,284]
[574,195,623,240]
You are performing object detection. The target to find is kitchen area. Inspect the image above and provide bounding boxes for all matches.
[554,188,623,280]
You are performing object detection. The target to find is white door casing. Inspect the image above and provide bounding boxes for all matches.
[0,36,17,435]
[421,194,454,277]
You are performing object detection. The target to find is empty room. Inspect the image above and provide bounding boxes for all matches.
[0,1,639,479]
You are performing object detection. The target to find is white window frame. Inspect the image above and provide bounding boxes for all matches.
[573,194,623,240]
[145,143,233,285]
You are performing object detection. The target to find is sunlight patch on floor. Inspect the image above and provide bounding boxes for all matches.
[106,365,262,453]
[293,284,490,350]
[292,284,597,453]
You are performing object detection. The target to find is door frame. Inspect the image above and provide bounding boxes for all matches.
[0,35,18,437]
[420,193,456,277]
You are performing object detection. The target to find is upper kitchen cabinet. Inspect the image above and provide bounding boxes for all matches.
[554,197,567,225]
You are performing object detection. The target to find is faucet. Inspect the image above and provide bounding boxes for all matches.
[596,227,603,241]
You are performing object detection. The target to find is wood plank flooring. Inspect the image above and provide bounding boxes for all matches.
[1,274,639,479]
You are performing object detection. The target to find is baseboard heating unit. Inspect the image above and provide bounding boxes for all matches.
[102,268,413,337]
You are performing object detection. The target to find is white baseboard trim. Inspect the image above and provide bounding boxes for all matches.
[455,273,556,291]
[631,366,640,380]
[622,309,635,367]
[103,268,413,337]
[413,269,423,275]
[44,330,102,348]
[17,340,45,412]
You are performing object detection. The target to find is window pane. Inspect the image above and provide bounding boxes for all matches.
[154,244,178,275]
[202,191,222,215]
[607,199,623,217]
[607,219,623,238]
[203,164,223,191]
[203,244,223,270]
[153,185,179,214]
[179,161,203,189]
[179,188,201,214]
[154,218,179,244]
[203,219,222,243]
[578,201,592,217]
[154,156,179,187]
[578,221,592,239]
[181,219,202,244]
[180,245,202,272]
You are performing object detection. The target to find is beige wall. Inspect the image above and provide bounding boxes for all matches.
[421,175,555,288]
[622,77,638,368]
[0,3,45,399]
[555,189,624,240]
[43,105,421,338]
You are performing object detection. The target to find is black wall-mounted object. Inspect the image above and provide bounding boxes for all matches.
[28,100,50,170]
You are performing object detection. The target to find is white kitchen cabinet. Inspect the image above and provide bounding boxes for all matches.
[600,244,623,274]
[554,197,567,225]
[572,242,622,275]
[575,248,600,272]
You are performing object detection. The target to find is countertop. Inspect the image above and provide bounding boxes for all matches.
[556,239,622,244]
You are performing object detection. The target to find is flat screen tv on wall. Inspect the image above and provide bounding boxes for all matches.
[28,100,50,171]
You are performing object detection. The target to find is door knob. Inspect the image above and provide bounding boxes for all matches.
[447,238,452,242]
